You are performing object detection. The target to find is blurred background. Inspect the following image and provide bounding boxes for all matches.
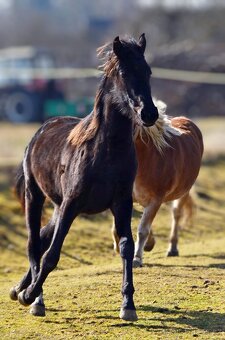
[0,0,224,124]
[1,4,225,335]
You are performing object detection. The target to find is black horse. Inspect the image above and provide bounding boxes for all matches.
[10,34,158,321]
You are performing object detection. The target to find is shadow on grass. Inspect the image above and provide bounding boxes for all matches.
[61,250,93,265]
[110,322,188,332]
[97,305,225,333]
[137,305,225,333]
[143,261,225,271]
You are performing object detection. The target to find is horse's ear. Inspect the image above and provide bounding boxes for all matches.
[113,36,124,59]
[138,33,146,54]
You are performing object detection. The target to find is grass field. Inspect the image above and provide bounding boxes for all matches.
[0,118,225,339]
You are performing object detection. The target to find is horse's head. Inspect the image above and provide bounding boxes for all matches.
[111,34,158,127]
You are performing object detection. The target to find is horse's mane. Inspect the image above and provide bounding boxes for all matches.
[68,37,139,147]
[133,99,183,154]
[67,91,102,147]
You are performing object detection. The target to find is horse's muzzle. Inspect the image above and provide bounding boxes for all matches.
[141,106,158,127]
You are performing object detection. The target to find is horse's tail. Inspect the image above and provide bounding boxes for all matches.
[14,162,25,211]
[181,189,197,227]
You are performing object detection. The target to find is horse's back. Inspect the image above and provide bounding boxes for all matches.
[23,116,81,204]
[134,116,203,206]
[171,116,203,151]
[26,116,81,167]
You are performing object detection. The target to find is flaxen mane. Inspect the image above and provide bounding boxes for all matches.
[134,99,183,154]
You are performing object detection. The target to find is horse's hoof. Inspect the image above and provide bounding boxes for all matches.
[120,308,138,322]
[144,239,156,252]
[9,287,18,301]
[30,304,46,317]
[167,249,179,257]
[133,257,142,268]
[18,290,31,306]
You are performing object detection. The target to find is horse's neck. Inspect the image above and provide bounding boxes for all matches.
[97,78,133,144]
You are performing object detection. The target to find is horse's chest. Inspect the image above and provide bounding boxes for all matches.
[80,158,135,213]
[133,182,152,207]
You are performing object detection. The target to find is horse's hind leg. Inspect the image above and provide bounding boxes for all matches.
[144,229,156,252]
[111,221,120,254]
[9,174,43,294]
[111,198,137,322]
[29,219,56,316]
[133,199,161,267]
[10,208,58,315]
[18,199,77,307]
[24,176,45,289]
[167,192,192,257]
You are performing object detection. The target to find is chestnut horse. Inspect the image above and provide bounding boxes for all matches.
[112,100,203,267]
[9,34,158,321]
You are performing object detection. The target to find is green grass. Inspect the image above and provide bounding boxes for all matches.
[0,120,225,339]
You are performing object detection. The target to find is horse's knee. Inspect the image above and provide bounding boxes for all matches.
[119,237,134,260]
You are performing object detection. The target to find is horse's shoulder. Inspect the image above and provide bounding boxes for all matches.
[170,116,203,154]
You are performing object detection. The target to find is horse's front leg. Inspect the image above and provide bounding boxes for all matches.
[111,198,137,322]
[18,199,77,308]
[134,199,161,267]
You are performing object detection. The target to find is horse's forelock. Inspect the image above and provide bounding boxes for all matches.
[97,37,140,77]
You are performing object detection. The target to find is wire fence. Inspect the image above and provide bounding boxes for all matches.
[1,67,225,85]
